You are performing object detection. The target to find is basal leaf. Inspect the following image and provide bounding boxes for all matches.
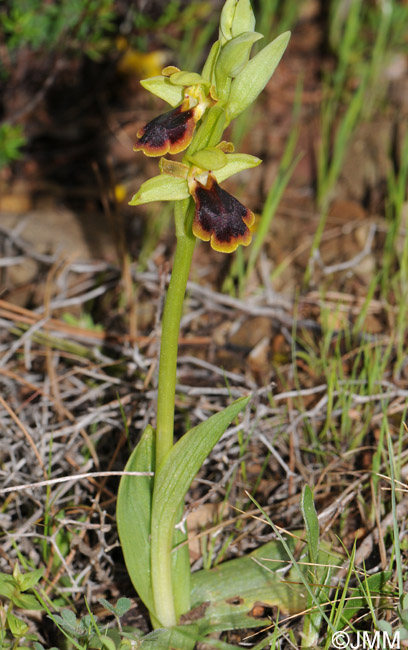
[151,397,250,624]
[172,507,191,621]
[188,535,342,633]
[116,425,155,613]
[342,571,393,623]
[189,537,305,632]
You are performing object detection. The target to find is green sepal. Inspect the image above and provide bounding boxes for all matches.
[187,105,226,155]
[186,147,228,171]
[227,31,291,120]
[213,153,261,183]
[169,71,209,87]
[116,425,156,613]
[217,31,263,81]
[140,76,184,107]
[231,0,256,37]
[150,397,250,624]
[219,0,236,44]
[129,175,189,205]
[201,40,221,83]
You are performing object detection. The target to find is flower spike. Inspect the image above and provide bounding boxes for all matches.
[190,172,255,253]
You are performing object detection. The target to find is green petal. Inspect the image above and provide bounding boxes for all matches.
[187,147,228,171]
[129,175,189,205]
[169,71,209,87]
[140,76,184,107]
[213,153,262,183]
[227,31,291,120]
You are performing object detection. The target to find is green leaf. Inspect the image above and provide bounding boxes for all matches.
[140,625,198,650]
[341,571,392,623]
[189,537,306,632]
[187,148,228,171]
[115,597,132,617]
[116,425,155,613]
[213,153,261,183]
[377,619,393,635]
[129,175,189,205]
[140,76,184,107]
[7,610,29,637]
[227,31,291,120]
[402,592,408,610]
[301,485,319,566]
[172,514,191,621]
[18,567,44,592]
[150,397,250,625]
[217,31,263,80]
[11,592,43,610]
[399,608,408,627]
[231,0,256,37]
[0,573,15,599]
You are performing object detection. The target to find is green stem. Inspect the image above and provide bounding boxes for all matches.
[152,200,195,627]
[156,200,196,471]
[151,106,224,627]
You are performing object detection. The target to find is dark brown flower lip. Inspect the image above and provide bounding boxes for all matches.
[133,104,197,157]
[190,173,255,253]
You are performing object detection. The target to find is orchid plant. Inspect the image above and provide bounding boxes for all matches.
[117,0,292,642]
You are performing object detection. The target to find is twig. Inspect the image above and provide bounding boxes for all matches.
[0,471,154,494]
[0,395,47,476]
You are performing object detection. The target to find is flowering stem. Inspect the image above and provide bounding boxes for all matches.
[152,199,195,626]
[156,198,195,470]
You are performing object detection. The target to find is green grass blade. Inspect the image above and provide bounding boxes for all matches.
[301,485,319,566]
